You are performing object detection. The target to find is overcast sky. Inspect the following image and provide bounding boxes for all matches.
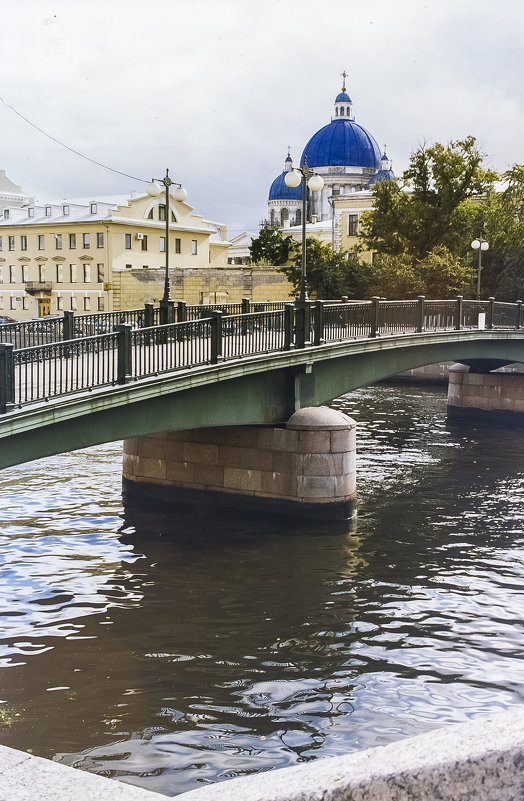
[0,0,522,236]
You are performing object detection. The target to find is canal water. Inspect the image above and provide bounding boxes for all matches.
[0,383,523,797]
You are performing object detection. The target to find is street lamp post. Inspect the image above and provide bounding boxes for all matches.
[471,233,489,301]
[284,158,324,348]
[147,169,187,324]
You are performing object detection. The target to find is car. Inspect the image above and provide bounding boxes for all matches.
[0,315,17,325]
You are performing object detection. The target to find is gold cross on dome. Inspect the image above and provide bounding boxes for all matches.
[341,70,348,91]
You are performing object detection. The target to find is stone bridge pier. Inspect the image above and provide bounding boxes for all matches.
[447,363,524,424]
[122,406,357,520]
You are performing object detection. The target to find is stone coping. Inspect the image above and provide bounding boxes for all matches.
[178,707,524,801]
[0,743,166,801]
[0,708,522,800]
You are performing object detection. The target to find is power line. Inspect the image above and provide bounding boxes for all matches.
[0,96,149,184]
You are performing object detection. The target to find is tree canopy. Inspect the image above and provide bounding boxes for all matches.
[279,238,362,299]
[249,224,291,266]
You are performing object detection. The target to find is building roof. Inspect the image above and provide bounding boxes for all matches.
[335,91,352,103]
[301,119,381,169]
[268,172,302,202]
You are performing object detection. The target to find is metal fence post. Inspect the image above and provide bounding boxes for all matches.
[284,304,294,351]
[313,300,325,346]
[517,300,523,330]
[159,299,175,325]
[144,302,155,328]
[369,296,381,338]
[116,323,132,384]
[210,310,223,364]
[241,298,250,336]
[417,295,425,333]
[454,295,463,330]
[487,296,495,329]
[177,301,187,324]
[340,296,349,303]
[63,310,74,341]
[0,343,15,413]
[295,299,311,349]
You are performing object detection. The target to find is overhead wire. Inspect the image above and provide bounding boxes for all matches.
[0,96,149,184]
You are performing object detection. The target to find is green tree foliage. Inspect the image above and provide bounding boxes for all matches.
[417,246,475,298]
[361,137,498,262]
[249,224,291,266]
[279,238,361,298]
[477,164,524,300]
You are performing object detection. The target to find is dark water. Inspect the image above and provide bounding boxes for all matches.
[0,384,523,797]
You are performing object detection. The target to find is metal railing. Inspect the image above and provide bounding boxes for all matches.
[2,296,524,413]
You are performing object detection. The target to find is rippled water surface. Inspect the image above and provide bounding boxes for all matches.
[0,383,523,796]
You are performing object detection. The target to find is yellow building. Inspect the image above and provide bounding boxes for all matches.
[0,190,229,320]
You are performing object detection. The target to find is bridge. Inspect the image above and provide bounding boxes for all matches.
[1,296,523,475]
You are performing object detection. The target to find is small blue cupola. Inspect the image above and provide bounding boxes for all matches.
[332,70,353,121]
[367,147,396,187]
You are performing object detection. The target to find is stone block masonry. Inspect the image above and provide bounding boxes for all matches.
[123,407,357,520]
[447,363,524,424]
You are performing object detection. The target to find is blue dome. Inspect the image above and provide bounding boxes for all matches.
[301,119,381,169]
[367,168,395,188]
[268,172,302,201]
[335,91,351,102]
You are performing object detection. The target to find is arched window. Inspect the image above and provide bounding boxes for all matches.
[270,209,275,224]
[147,209,154,219]
[295,208,302,226]
[335,107,338,116]
[280,208,289,226]
[347,106,350,116]
[340,107,344,116]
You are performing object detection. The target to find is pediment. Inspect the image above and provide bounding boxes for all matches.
[35,256,48,262]
[17,256,30,262]
[52,256,66,262]
[79,254,93,261]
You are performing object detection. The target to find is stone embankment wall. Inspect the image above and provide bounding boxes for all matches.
[123,408,356,519]
[448,364,524,422]
[111,265,294,309]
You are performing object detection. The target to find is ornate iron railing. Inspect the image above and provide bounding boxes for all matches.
[2,297,524,413]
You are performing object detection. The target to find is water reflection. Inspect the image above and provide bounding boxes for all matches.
[0,385,522,796]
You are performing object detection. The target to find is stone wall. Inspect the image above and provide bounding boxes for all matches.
[448,364,524,422]
[123,408,357,519]
[111,265,294,309]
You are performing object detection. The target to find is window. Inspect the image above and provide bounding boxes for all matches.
[295,208,302,226]
[171,211,176,221]
[160,236,166,252]
[38,235,45,250]
[96,232,104,248]
[90,203,97,214]
[83,264,91,283]
[125,263,132,269]
[280,208,289,226]
[97,263,104,283]
[20,235,27,251]
[69,264,77,282]
[0,236,3,250]
[0,266,3,283]
[125,233,132,249]
[175,238,181,253]
[83,295,91,311]
[28,208,34,218]
[57,295,63,310]
[38,264,46,283]
[69,233,76,249]
[8,236,15,251]
[20,264,26,282]
[55,234,62,249]
[63,205,69,216]
[22,296,28,310]
[348,214,359,236]
[158,204,166,221]
[9,265,15,283]
[56,264,63,282]
[97,295,105,311]
[3,210,9,220]
[82,233,90,248]
[142,264,149,269]
[70,295,77,310]
[141,235,148,251]
[45,206,52,217]
[9,295,15,309]
[147,209,154,219]
[191,239,197,255]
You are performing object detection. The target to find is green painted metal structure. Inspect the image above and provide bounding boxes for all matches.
[1,328,523,470]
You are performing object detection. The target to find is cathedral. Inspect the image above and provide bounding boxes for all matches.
[267,75,394,228]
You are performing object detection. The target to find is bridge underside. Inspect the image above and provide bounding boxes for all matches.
[1,332,523,469]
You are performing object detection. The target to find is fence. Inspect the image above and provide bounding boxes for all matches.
[1,296,523,413]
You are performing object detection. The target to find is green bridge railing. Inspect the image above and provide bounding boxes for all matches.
[0,296,523,413]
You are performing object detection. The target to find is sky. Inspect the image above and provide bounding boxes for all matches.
[0,0,522,237]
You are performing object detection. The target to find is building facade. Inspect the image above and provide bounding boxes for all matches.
[0,191,229,320]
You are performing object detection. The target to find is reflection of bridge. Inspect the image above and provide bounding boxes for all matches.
[1,296,524,471]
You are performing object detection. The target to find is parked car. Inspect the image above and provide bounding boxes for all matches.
[0,315,17,325]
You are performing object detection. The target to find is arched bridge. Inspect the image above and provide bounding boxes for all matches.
[1,296,523,469]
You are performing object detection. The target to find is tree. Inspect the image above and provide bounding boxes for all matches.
[417,246,475,298]
[249,224,291,266]
[361,137,498,262]
[278,239,361,299]
[354,253,424,299]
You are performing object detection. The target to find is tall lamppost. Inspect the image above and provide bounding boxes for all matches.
[147,169,187,323]
[284,157,324,302]
[471,233,489,301]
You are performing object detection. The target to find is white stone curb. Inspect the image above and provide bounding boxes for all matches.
[178,707,524,801]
